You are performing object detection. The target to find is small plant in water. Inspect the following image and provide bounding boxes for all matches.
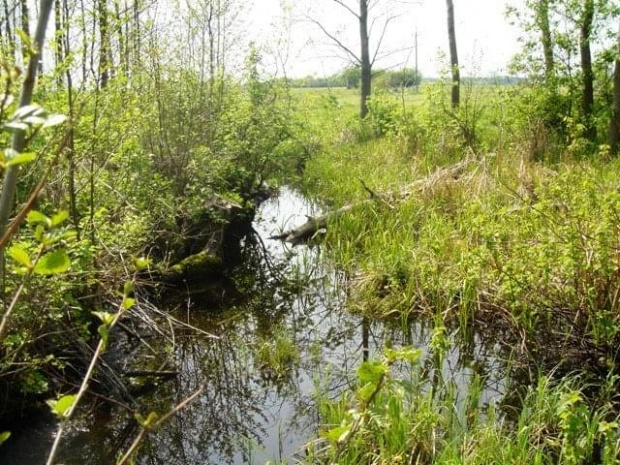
[256,326,300,380]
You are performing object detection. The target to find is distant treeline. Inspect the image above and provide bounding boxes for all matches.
[286,67,522,89]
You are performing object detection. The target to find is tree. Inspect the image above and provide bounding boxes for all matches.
[580,0,595,141]
[610,25,620,155]
[97,0,110,88]
[311,0,395,118]
[537,0,554,80]
[446,0,460,108]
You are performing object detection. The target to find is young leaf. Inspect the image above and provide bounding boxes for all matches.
[6,153,36,167]
[357,361,386,386]
[13,104,43,119]
[122,297,136,310]
[46,394,77,418]
[134,257,151,271]
[42,114,67,128]
[98,325,109,351]
[7,245,31,268]
[50,210,69,227]
[92,311,115,326]
[0,431,10,446]
[34,249,70,275]
[27,210,50,226]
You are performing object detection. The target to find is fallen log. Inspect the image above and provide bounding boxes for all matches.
[270,159,480,245]
[269,203,357,245]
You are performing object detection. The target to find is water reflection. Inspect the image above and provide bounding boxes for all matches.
[0,187,511,465]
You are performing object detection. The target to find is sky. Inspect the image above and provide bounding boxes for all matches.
[246,0,525,78]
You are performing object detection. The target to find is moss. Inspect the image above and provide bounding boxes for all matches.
[163,251,224,284]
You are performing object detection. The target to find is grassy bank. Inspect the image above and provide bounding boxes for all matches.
[295,85,620,463]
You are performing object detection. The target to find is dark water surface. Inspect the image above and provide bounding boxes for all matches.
[0,187,508,464]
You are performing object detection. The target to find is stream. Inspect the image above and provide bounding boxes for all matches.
[0,187,509,464]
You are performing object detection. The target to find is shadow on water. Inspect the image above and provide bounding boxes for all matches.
[0,187,512,465]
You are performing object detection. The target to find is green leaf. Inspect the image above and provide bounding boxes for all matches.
[50,210,69,227]
[15,29,34,55]
[23,115,45,126]
[98,325,109,351]
[27,210,50,226]
[46,394,77,418]
[93,311,115,326]
[322,424,351,443]
[13,104,43,119]
[3,121,28,131]
[7,245,31,268]
[384,346,422,364]
[123,281,135,296]
[6,152,36,167]
[357,361,387,386]
[134,257,151,271]
[34,249,70,275]
[0,431,11,446]
[43,114,67,128]
[122,297,136,310]
[33,224,45,242]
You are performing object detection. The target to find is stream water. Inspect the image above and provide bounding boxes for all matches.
[0,187,510,464]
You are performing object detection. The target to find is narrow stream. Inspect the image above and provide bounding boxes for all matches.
[1,187,509,464]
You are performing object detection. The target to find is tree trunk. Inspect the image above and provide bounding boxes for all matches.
[0,0,55,244]
[114,0,127,76]
[54,0,63,87]
[2,0,15,58]
[446,0,460,109]
[359,0,371,119]
[610,25,620,155]
[20,0,30,63]
[538,0,554,80]
[98,0,110,88]
[580,0,596,141]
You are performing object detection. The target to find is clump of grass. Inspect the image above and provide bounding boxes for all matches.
[255,325,300,380]
[308,349,620,465]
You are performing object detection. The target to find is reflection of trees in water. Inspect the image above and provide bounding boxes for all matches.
[54,224,515,464]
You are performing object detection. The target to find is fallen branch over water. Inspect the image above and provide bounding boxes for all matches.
[270,160,476,245]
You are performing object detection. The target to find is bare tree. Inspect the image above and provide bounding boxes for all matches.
[446,0,459,108]
[311,0,395,118]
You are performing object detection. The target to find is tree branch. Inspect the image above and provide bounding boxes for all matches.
[307,16,361,64]
[332,0,359,19]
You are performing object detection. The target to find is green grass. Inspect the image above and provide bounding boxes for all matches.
[294,82,620,464]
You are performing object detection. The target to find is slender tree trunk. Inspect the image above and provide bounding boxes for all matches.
[62,0,79,234]
[446,0,460,109]
[98,0,110,88]
[610,24,620,155]
[580,0,596,141]
[0,0,54,244]
[114,0,127,76]
[132,0,140,69]
[359,0,371,119]
[20,0,30,63]
[54,0,63,87]
[2,0,15,58]
[538,0,554,81]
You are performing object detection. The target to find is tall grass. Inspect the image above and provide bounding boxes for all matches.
[293,83,620,463]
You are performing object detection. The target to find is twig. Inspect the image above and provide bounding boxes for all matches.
[117,385,205,465]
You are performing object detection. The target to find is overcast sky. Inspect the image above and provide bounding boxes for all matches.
[245,0,525,78]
